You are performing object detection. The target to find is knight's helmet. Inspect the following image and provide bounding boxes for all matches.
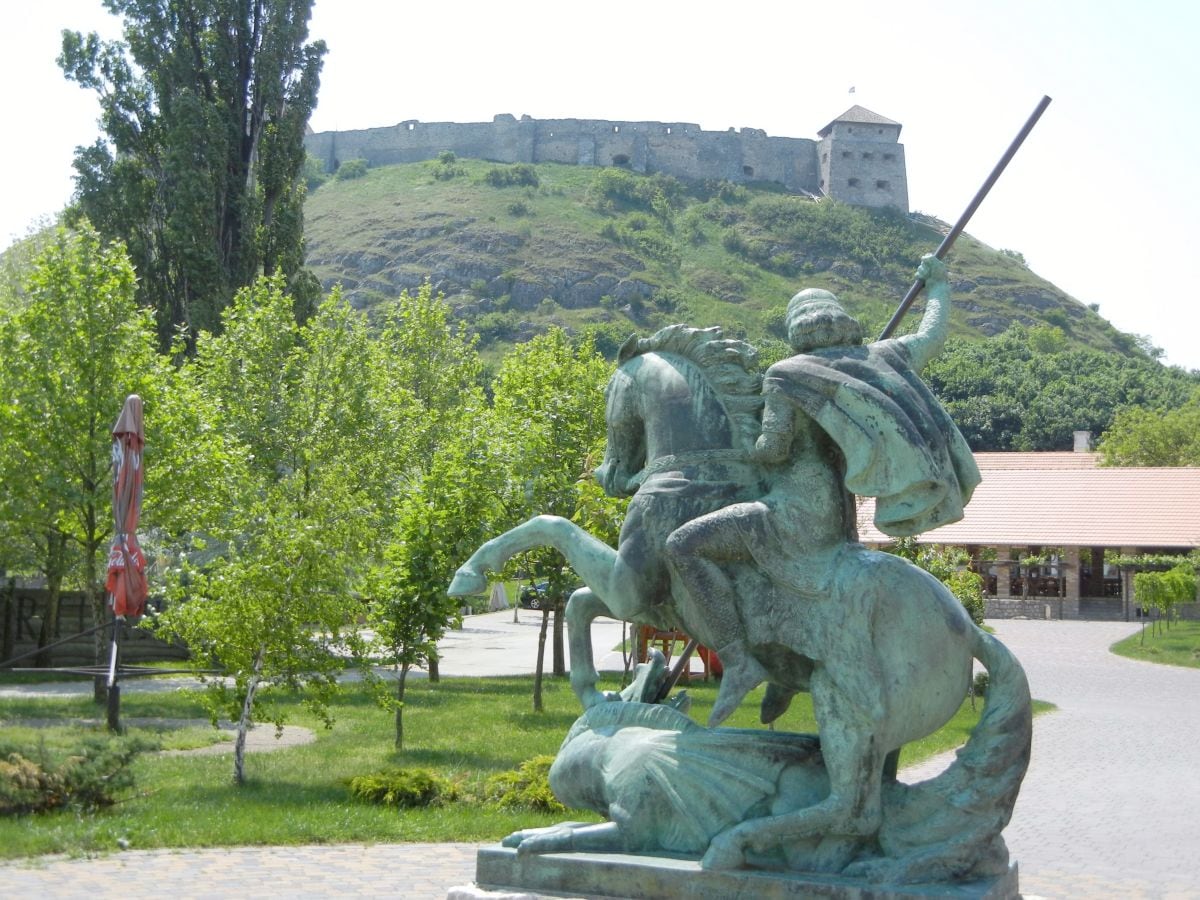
[785,289,865,352]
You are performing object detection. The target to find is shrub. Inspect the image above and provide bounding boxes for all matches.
[473,310,523,344]
[484,164,540,188]
[506,200,530,217]
[736,195,926,269]
[348,768,456,808]
[334,158,368,181]
[483,755,564,813]
[432,165,465,181]
[0,736,154,815]
[721,228,748,255]
[303,154,330,192]
[587,169,682,219]
[1041,308,1070,331]
[598,215,680,270]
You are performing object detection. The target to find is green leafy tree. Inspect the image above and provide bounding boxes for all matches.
[59,0,326,345]
[0,225,160,682]
[925,325,1199,451]
[1133,564,1197,638]
[489,330,611,705]
[159,483,367,785]
[368,283,487,684]
[366,419,498,749]
[1098,393,1200,466]
[372,282,485,477]
[156,276,393,783]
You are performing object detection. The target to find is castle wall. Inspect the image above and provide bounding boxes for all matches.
[305,114,905,211]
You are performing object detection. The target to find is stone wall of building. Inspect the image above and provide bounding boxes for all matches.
[986,597,1078,620]
[305,113,903,211]
[986,596,1200,622]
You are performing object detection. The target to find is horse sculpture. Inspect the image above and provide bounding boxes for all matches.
[448,323,1031,883]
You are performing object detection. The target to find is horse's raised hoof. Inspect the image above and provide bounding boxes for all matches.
[447,567,488,597]
[761,683,797,725]
[707,643,768,727]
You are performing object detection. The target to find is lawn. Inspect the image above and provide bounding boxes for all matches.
[0,672,1041,859]
[1110,619,1200,669]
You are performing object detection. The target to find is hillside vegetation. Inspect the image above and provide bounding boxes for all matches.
[305,157,1133,360]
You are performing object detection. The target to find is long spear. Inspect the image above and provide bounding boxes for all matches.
[878,95,1052,340]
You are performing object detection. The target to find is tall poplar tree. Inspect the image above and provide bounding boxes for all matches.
[58,0,325,346]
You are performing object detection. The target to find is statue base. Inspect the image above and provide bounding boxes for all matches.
[463,846,1019,899]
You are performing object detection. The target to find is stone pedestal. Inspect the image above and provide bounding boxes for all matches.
[460,846,1019,900]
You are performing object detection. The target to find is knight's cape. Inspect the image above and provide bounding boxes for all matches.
[763,339,980,536]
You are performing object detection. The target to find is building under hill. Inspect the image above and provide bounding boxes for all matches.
[858,438,1200,621]
[304,105,910,212]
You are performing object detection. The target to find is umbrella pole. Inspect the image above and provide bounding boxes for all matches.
[106,612,123,733]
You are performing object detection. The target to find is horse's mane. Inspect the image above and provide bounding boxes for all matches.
[617,325,762,450]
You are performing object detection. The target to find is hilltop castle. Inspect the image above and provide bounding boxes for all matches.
[304,105,909,212]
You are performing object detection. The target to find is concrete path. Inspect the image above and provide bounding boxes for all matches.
[0,608,633,699]
[2,614,1198,897]
[905,619,1200,899]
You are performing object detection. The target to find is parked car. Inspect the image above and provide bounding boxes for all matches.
[518,580,582,609]
[519,581,550,609]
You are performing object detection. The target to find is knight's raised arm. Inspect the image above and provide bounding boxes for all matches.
[896,255,950,372]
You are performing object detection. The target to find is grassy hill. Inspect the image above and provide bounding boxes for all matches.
[304,157,1132,361]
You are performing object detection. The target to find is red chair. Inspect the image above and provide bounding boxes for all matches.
[637,625,714,681]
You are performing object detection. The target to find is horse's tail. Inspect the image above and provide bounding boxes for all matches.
[871,625,1032,884]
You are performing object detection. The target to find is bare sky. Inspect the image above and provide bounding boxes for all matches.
[4,0,1198,369]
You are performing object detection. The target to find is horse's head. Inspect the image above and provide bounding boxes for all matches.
[594,363,646,497]
[595,327,763,497]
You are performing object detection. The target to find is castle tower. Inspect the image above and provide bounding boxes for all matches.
[817,105,909,212]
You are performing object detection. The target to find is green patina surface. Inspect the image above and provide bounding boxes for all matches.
[450,257,1031,891]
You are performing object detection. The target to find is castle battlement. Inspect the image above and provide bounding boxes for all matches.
[304,105,908,212]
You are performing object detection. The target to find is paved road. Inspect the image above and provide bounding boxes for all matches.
[981,620,1199,898]
[2,613,1198,898]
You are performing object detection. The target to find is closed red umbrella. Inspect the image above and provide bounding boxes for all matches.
[106,395,147,618]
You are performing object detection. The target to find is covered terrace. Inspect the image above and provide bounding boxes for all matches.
[857,450,1200,621]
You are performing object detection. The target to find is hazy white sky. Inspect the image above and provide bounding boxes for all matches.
[4,0,1198,369]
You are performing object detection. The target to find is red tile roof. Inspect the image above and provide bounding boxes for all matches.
[857,454,1200,548]
[974,452,1100,471]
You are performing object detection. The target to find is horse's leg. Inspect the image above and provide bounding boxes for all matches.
[702,668,886,870]
[449,516,656,709]
[566,587,621,708]
[449,515,620,601]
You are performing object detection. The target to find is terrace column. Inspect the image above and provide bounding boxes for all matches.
[993,546,1012,599]
[1120,546,1138,620]
[1062,546,1081,619]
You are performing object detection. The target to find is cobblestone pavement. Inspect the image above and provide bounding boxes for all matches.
[904,619,1200,899]
[0,843,481,899]
[2,616,1198,898]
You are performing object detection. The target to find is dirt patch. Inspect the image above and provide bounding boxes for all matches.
[6,717,316,755]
